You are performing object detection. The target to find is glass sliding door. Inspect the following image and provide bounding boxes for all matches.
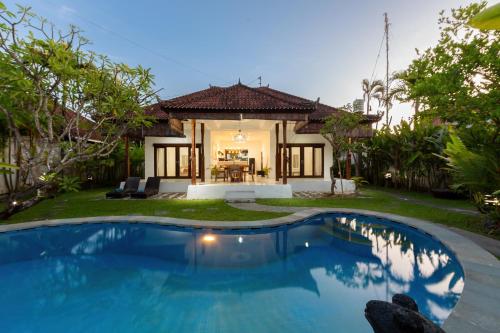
[314,147,322,176]
[303,147,313,177]
[166,147,176,177]
[195,147,200,178]
[179,147,190,177]
[280,147,291,177]
[290,147,301,177]
[154,144,201,179]
[278,144,324,178]
[156,148,165,177]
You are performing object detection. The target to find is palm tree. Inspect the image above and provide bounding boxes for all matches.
[386,71,420,115]
[362,79,385,115]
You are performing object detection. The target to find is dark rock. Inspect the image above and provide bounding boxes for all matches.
[365,300,445,333]
[392,293,419,312]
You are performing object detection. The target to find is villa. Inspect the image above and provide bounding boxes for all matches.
[139,82,379,199]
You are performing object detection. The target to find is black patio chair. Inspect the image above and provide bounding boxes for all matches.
[130,177,161,199]
[106,177,140,198]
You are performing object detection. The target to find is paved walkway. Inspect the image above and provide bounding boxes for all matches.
[449,227,500,258]
[229,202,500,258]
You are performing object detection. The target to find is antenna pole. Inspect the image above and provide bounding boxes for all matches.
[384,12,390,126]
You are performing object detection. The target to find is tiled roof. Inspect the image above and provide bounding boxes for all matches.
[145,103,169,120]
[146,83,380,126]
[309,103,343,121]
[294,121,375,137]
[258,89,345,120]
[159,83,316,111]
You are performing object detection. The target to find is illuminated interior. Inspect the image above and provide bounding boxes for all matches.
[210,129,271,172]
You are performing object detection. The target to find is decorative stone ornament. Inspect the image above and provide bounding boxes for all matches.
[365,294,445,333]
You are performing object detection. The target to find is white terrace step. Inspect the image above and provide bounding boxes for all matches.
[224,190,256,203]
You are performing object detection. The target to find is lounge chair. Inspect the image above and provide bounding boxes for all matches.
[106,177,140,198]
[130,177,161,199]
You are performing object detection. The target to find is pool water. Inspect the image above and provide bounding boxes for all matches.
[0,213,464,333]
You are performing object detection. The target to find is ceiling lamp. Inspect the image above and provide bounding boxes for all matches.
[233,129,247,143]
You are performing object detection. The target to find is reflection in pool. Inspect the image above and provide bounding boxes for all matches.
[0,213,464,333]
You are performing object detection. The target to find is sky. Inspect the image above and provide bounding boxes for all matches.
[2,0,479,125]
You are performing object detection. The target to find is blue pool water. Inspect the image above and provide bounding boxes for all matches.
[0,213,464,333]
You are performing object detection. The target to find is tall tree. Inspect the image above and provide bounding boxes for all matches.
[320,110,363,194]
[362,79,385,115]
[395,1,499,198]
[469,2,500,30]
[382,72,421,119]
[398,2,499,137]
[0,3,156,217]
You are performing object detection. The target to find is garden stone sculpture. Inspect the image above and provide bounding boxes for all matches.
[365,294,445,333]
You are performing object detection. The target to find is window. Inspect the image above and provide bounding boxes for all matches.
[156,148,165,177]
[303,146,313,176]
[278,143,324,178]
[154,144,201,179]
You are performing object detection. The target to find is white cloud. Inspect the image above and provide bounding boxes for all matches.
[57,5,76,18]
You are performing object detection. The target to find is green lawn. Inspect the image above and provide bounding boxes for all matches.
[258,188,498,240]
[1,188,287,223]
[378,186,476,210]
[2,187,496,241]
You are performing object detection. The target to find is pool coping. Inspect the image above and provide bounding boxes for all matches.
[1,208,499,333]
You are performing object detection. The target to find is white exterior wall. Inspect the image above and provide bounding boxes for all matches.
[187,183,292,199]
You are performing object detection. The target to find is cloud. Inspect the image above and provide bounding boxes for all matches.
[57,5,76,18]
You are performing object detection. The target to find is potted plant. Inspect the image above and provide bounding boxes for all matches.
[210,165,218,180]
[350,176,368,194]
[262,166,271,178]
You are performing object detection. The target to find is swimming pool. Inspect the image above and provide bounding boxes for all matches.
[0,213,464,333]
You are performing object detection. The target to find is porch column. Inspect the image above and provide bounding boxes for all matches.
[191,119,196,185]
[200,123,205,182]
[124,135,130,178]
[282,120,287,185]
[275,123,280,181]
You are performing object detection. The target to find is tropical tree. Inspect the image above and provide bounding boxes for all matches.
[441,133,499,195]
[383,71,420,117]
[361,79,385,115]
[0,3,156,217]
[0,162,18,175]
[469,2,500,29]
[389,1,499,198]
[399,2,499,134]
[364,119,449,191]
[321,110,363,194]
